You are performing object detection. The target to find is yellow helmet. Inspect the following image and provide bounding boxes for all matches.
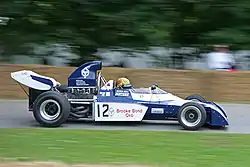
[116,77,130,88]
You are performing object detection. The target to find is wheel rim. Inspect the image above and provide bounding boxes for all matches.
[180,106,202,127]
[39,99,61,121]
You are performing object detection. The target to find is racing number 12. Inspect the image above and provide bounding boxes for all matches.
[97,104,109,117]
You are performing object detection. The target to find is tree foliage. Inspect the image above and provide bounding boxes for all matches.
[1,0,250,60]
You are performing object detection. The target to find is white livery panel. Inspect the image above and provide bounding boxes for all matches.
[130,92,184,101]
[94,102,148,121]
[11,70,59,90]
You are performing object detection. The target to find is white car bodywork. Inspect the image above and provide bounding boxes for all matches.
[95,79,228,123]
[10,70,228,124]
[11,70,60,90]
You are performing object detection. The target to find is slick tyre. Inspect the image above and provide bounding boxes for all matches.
[177,102,207,131]
[185,94,206,102]
[33,91,70,127]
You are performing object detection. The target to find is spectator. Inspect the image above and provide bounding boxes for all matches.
[206,45,236,71]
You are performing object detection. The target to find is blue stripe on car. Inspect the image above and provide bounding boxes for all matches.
[31,75,53,87]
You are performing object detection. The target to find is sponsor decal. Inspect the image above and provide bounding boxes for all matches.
[116,108,143,113]
[115,89,130,96]
[81,66,90,78]
[95,102,148,122]
[21,71,28,76]
[96,103,144,118]
[116,108,143,117]
[99,91,110,96]
[76,79,89,86]
[108,107,115,116]
[151,108,164,114]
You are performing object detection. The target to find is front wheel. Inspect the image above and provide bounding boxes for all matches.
[33,91,70,127]
[177,102,207,131]
[185,94,206,102]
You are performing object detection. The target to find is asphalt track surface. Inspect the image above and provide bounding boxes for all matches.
[0,100,250,134]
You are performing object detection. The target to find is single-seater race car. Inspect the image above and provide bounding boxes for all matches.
[10,61,229,131]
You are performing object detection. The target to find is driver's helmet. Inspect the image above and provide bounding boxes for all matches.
[116,77,131,88]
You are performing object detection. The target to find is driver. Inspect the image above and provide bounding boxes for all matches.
[115,77,131,89]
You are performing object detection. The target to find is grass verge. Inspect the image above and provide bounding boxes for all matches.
[0,128,250,167]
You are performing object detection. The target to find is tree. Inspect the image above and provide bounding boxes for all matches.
[1,0,250,64]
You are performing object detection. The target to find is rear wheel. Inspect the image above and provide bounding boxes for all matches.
[177,102,207,131]
[185,94,206,102]
[33,91,70,127]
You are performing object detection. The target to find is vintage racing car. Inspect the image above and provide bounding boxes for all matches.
[10,61,229,130]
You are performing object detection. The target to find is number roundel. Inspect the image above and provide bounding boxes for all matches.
[97,104,109,117]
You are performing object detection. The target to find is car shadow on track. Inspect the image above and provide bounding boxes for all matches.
[65,119,180,126]
[62,119,228,132]
[27,118,228,132]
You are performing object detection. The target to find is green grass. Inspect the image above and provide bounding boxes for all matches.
[0,128,250,167]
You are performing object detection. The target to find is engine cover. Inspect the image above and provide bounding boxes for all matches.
[67,61,102,87]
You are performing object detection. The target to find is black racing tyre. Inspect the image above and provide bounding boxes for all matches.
[33,91,70,127]
[177,102,207,131]
[185,94,206,102]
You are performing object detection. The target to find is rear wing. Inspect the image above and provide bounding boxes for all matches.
[11,70,60,91]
